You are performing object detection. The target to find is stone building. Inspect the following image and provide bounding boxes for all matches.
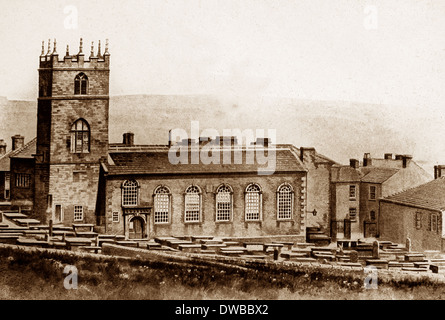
[33,39,110,225]
[330,153,431,239]
[0,135,29,209]
[380,176,445,252]
[95,136,308,239]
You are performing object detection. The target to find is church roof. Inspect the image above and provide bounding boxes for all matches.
[105,145,306,176]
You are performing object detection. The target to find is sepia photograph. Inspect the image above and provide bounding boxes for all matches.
[0,0,445,309]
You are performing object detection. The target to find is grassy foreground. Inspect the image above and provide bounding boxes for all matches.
[0,245,445,300]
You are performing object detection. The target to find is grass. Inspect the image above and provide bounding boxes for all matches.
[0,245,445,299]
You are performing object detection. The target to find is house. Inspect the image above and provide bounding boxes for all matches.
[330,153,431,239]
[9,137,37,214]
[379,175,445,252]
[0,135,28,209]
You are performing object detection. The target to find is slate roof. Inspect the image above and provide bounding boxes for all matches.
[0,137,37,171]
[0,150,13,171]
[106,146,306,176]
[331,165,363,183]
[381,176,445,211]
[360,168,399,183]
[9,137,37,159]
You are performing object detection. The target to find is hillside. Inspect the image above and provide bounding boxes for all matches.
[0,95,437,174]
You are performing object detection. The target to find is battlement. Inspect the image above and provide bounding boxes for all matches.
[39,38,110,69]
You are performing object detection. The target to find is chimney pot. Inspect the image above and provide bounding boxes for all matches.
[0,139,6,156]
[122,132,134,146]
[11,135,24,151]
[350,159,359,169]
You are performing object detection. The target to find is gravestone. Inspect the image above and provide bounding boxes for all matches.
[350,250,359,263]
[273,248,279,260]
[406,238,412,252]
[372,240,379,259]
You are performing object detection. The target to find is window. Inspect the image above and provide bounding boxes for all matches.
[74,73,88,95]
[369,186,377,200]
[245,184,261,221]
[277,184,293,220]
[70,119,90,153]
[15,173,30,188]
[122,180,139,207]
[4,173,10,199]
[415,212,422,229]
[349,208,357,222]
[431,214,438,233]
[216,184,232,222]
[349,185,356,200]
[370,211,376,221]
[154,186,171,224]
[184,186,201,223]
[74,206,83,221]
[112,212,119,223]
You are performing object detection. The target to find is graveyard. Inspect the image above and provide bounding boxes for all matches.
[2,209,445,299]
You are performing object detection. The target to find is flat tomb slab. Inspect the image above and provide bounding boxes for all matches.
[3,213,27,219]
[365,259,389,269]
[281,252,311,259]
[402,267,428,272]
[14,218,40,225]
[405,254,426,262]
[190,236,214,242]
[338,262,362,267]
[115,241,138,247]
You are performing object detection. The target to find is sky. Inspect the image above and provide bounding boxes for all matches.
[0,0,445,169]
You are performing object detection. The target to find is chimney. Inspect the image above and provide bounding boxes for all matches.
[402,154,412,168]
[218,136,238,148]
[363,153,372,167]
[199,136,211,146]
[0,140,6,156]
[11,135,24,151]
[384,153,393,160]
[299,147,316,163]
[395,154,404,160]
[122,132,134,146]
[255,137,269,148]
[350,159,359,169]
[434,165,445,179]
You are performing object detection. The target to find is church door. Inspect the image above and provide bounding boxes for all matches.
[129,217,144,239]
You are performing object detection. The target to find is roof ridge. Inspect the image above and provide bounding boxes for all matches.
[9,137,37,158]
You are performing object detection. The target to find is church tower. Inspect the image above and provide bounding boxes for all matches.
[34,39,110,224]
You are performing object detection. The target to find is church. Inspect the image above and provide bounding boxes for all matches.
[1,39,330,240]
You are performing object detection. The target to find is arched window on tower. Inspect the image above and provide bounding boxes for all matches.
[74,73,88,95]
[70,119,90,153]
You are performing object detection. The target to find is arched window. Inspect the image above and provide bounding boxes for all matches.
[122,180,139,207]
[184,185,201,223]
[154,186,171,224]
[74,73,88,95]
[70,119,90,153]
[216,184,232,222]
[245,184,261,221]
[277,184,293,220]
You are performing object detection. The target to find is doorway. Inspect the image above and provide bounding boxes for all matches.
[129,216,145,239]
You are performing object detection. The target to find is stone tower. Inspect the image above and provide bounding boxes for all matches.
[34,38,110,224]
